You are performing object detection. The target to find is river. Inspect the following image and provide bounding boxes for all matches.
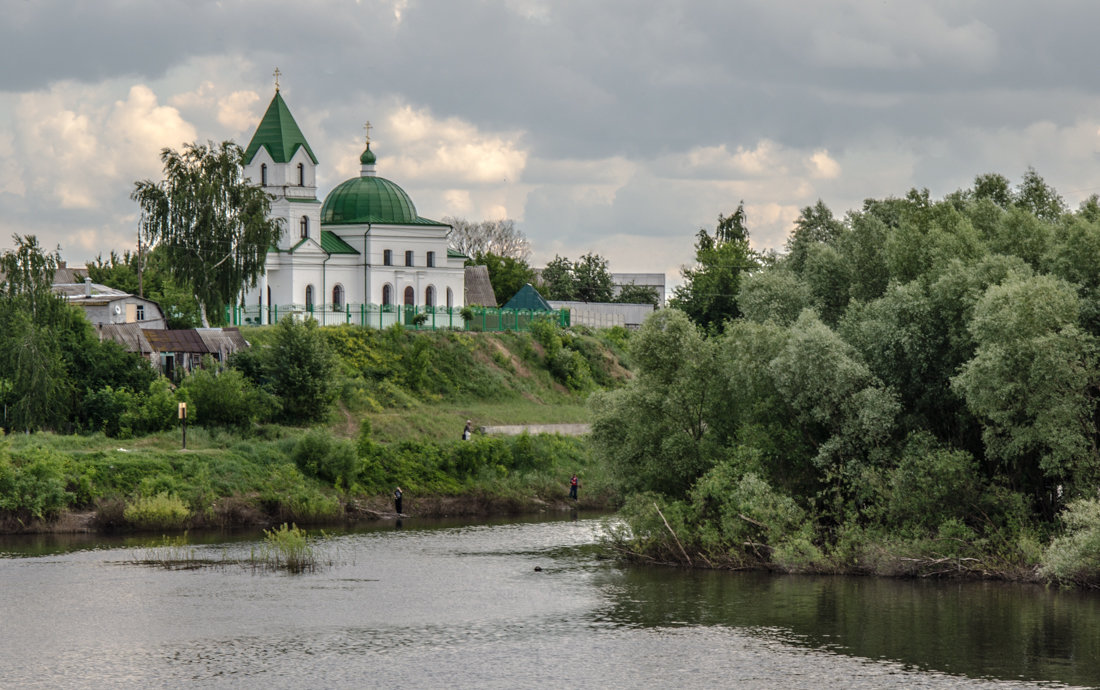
[0,514,1096,689]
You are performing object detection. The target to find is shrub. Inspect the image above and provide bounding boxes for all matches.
[1040,498,1100,587]
[121,377,179,435]
[258,523,316,573]
[291,430,357,487]
[178,359,273,428]
[0,446,72,522]
[123,492,191,531]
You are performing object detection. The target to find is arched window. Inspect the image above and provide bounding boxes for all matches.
[300,215,309,239]
[305,285,314,311]
[425,285,435,307]
[298,162,305,186]
[404,286,415,306]
[260,163,268,186]
[332,284,344,310]
[382,284,392,306]
[446,287,453,309]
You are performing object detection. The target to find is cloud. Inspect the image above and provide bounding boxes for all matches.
[380,105,528,186]
[14,83,195,212]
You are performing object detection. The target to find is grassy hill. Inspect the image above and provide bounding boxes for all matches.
[0,324,633,533]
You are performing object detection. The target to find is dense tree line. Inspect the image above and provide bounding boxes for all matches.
[593,171,1100,585]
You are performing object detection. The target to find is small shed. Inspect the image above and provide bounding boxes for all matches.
[143,329,213,379]
[196,328,249,362]
[503,283,553,311]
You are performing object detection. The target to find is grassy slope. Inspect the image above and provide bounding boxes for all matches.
[0,326,631,531]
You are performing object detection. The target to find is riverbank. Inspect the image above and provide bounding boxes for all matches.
[0,424,616,535]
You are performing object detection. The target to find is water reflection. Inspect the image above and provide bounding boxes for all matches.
[0,517,1096,688]
[589,565,1100,686]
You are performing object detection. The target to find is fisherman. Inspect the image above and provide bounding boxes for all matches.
[569,473,579,500]
[394,486,403,515]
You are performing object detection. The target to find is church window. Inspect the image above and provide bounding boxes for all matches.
[298,163,305,186]
[404,286,415,306]
[382,284,393,305]
[427,251,435,267]
[425,285,435,307]
[446,287,453,309]
[305,285,314,311]
[300,216,310,239]
[405,250,414,267]
[384,249,393,266]
[261,164,268,186]
[332,284,344,310]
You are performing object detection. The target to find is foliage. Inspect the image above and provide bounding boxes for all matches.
[258,523,318,574]
[132,141,282,326]
[670,203,760,332]
[602,169,1100,580]
[539,255,575,300]
[123,492,191,530]
[1041,499,1100,587]
[267,317,338,423]
[614,281,659,306]
[178,358,272,428]
[292,430,358,488]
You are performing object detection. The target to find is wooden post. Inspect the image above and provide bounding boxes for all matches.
[178,402,188,450]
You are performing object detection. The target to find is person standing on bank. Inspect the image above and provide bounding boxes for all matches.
[463,420,472,441]
[569,473,579,500]
[394,486,403,515]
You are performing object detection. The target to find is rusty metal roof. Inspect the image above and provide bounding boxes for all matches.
[96,323,154,355]
[142,329,213,354]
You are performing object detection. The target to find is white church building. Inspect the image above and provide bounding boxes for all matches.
[238,88,467,326]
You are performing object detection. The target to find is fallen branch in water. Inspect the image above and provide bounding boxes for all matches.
[654,503,692,566]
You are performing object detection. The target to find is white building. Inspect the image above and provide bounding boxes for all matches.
[240,89,466,325]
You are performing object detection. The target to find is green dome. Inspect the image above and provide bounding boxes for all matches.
[321,175,436,225]
[359,144,376,165]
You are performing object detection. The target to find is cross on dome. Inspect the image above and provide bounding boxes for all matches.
[273,67,281,92]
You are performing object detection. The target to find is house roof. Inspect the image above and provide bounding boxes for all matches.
[243,91,318,166]
[196,327,249,355]
[96,323,155,355]
[502,283,553,311]
[143,329,213,354]
[464,265,497,307]
[320,230,359,254]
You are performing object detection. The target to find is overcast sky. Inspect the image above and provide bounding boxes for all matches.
[3,1,1100,287]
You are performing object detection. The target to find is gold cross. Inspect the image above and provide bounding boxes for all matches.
[363,120,372,144]
[273,67,281,91]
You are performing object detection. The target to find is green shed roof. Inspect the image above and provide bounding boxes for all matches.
[243,91,318,165]
[320,230,359,254]
[502,283,553,311]
[321,175,442,226]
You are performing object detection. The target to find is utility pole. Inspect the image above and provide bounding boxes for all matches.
[137,213,144,298]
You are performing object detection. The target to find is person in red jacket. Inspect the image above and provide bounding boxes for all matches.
[569,473,579,500]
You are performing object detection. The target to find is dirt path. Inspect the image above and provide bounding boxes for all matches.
[479,423,591,436]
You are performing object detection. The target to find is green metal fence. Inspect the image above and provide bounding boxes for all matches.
[224,303,570,331]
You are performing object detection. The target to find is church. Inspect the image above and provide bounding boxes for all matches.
[240,87,467,325]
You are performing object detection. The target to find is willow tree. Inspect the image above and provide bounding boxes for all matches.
[132,141,282,326]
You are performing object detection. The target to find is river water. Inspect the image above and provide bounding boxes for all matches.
[0,514,1097,689]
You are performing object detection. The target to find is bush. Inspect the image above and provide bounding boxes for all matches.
[123,492,191,530]
[178,359,273,428]
[121,377,180,435]
[0,446,72,522]
[1041,498,1100,587]
[291,430,358,487]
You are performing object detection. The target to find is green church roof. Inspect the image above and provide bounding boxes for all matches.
[502,283,553,311]
[321,175,442,226]
[243,91,318,165]
[320,230,359,254]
